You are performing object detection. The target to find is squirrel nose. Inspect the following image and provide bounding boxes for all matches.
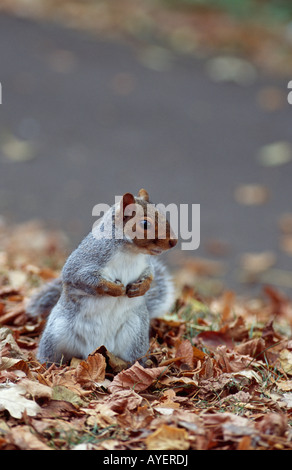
[169,238,177,248]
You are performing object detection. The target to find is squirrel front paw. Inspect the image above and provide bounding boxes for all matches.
[96,278,126,297]
[126,276,153,298]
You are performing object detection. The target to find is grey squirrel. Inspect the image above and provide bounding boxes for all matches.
[27,189,177,365]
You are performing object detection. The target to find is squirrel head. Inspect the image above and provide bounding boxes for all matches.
[118,189,177,255]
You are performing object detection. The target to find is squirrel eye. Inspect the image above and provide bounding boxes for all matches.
[140,219,151,230]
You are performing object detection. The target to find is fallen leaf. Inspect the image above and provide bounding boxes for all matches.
[233,369,262,383]
[280,236,292,255]
[0,358,30,375]
[0,327,23,358]
[193,346,206,361]
[198,369,261,400]
[278,213,292,235]
[0,384,41,419]
[36,400,82,419]
[235,337,266,359]
[222,415,255,440]
[255,413,287,436]
[8,425,52,450]
[239,251,276,275]
[196,330,234,349]
[276,380,292,391]
[281,393,292,408]
[7,270,27,289]
[159,375,198,388]
[214,346,255,373]
[154,407,175,416]
[234,184,269,205]
[279,349,292,375]
[105,389,143,412]
[237,435,252,450]
[175,339,194,368]
[75,352,106,388]
[145,424,189,450]
[157,389,181,409]
[0,304,26,326]
[85,403,117,428]
[93,345,128,373]
[20,378,52,400]
[108,362,167,393]
[51,385,84,406]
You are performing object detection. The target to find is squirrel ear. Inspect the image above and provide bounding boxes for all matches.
[121,193,135,215]
[138,188,149,201]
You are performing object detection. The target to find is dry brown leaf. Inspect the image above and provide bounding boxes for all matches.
[214,345,254,373]
[0,304,26,326]
[8,425,51,450]
[276,380,292,391]
[203,412,256,443]
[145,424,189,450]
[105,389,143,412]
[49,366,94,397]
[193,346,206,361]
[84,403,117,428]
[221,416,256,441]
[235,337,266,359]
[175,339,194,368]
[279,349,292,375]
[93,345,128,373]
[256,413,288,436]
[240,251,276,277]
[157,389,181,409]
[160,375,198,388]
[75,352,106,388]
[0,287,20,298]
[196,330,234,349]
[36,400,82,419]
[0,357,30,375]
[18,378,52,400]
[278,213,292,234]
[0,326,23,358]
[234,184,269,205]
[0,384,41,419]
[2,218,292,449]
[280,236,292,255]
[108,362,167,393]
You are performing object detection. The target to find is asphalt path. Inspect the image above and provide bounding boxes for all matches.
[0,14,291,295]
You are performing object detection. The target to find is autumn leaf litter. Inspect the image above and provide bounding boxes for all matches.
[1,222,292,450]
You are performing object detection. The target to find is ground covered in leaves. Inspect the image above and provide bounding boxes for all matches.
[1,0,292,77]
[1,222,292,450]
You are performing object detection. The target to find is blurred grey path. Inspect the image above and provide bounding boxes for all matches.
[0,14,292,295]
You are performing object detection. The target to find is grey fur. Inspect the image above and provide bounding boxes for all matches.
[27,201,176,366]
[26,277,63,318]
[26,256,173,320]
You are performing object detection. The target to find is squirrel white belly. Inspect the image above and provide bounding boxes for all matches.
[27,189,177,365]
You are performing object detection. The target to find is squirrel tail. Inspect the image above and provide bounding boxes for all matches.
[26,277,62,317]
[146,258,175,319]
